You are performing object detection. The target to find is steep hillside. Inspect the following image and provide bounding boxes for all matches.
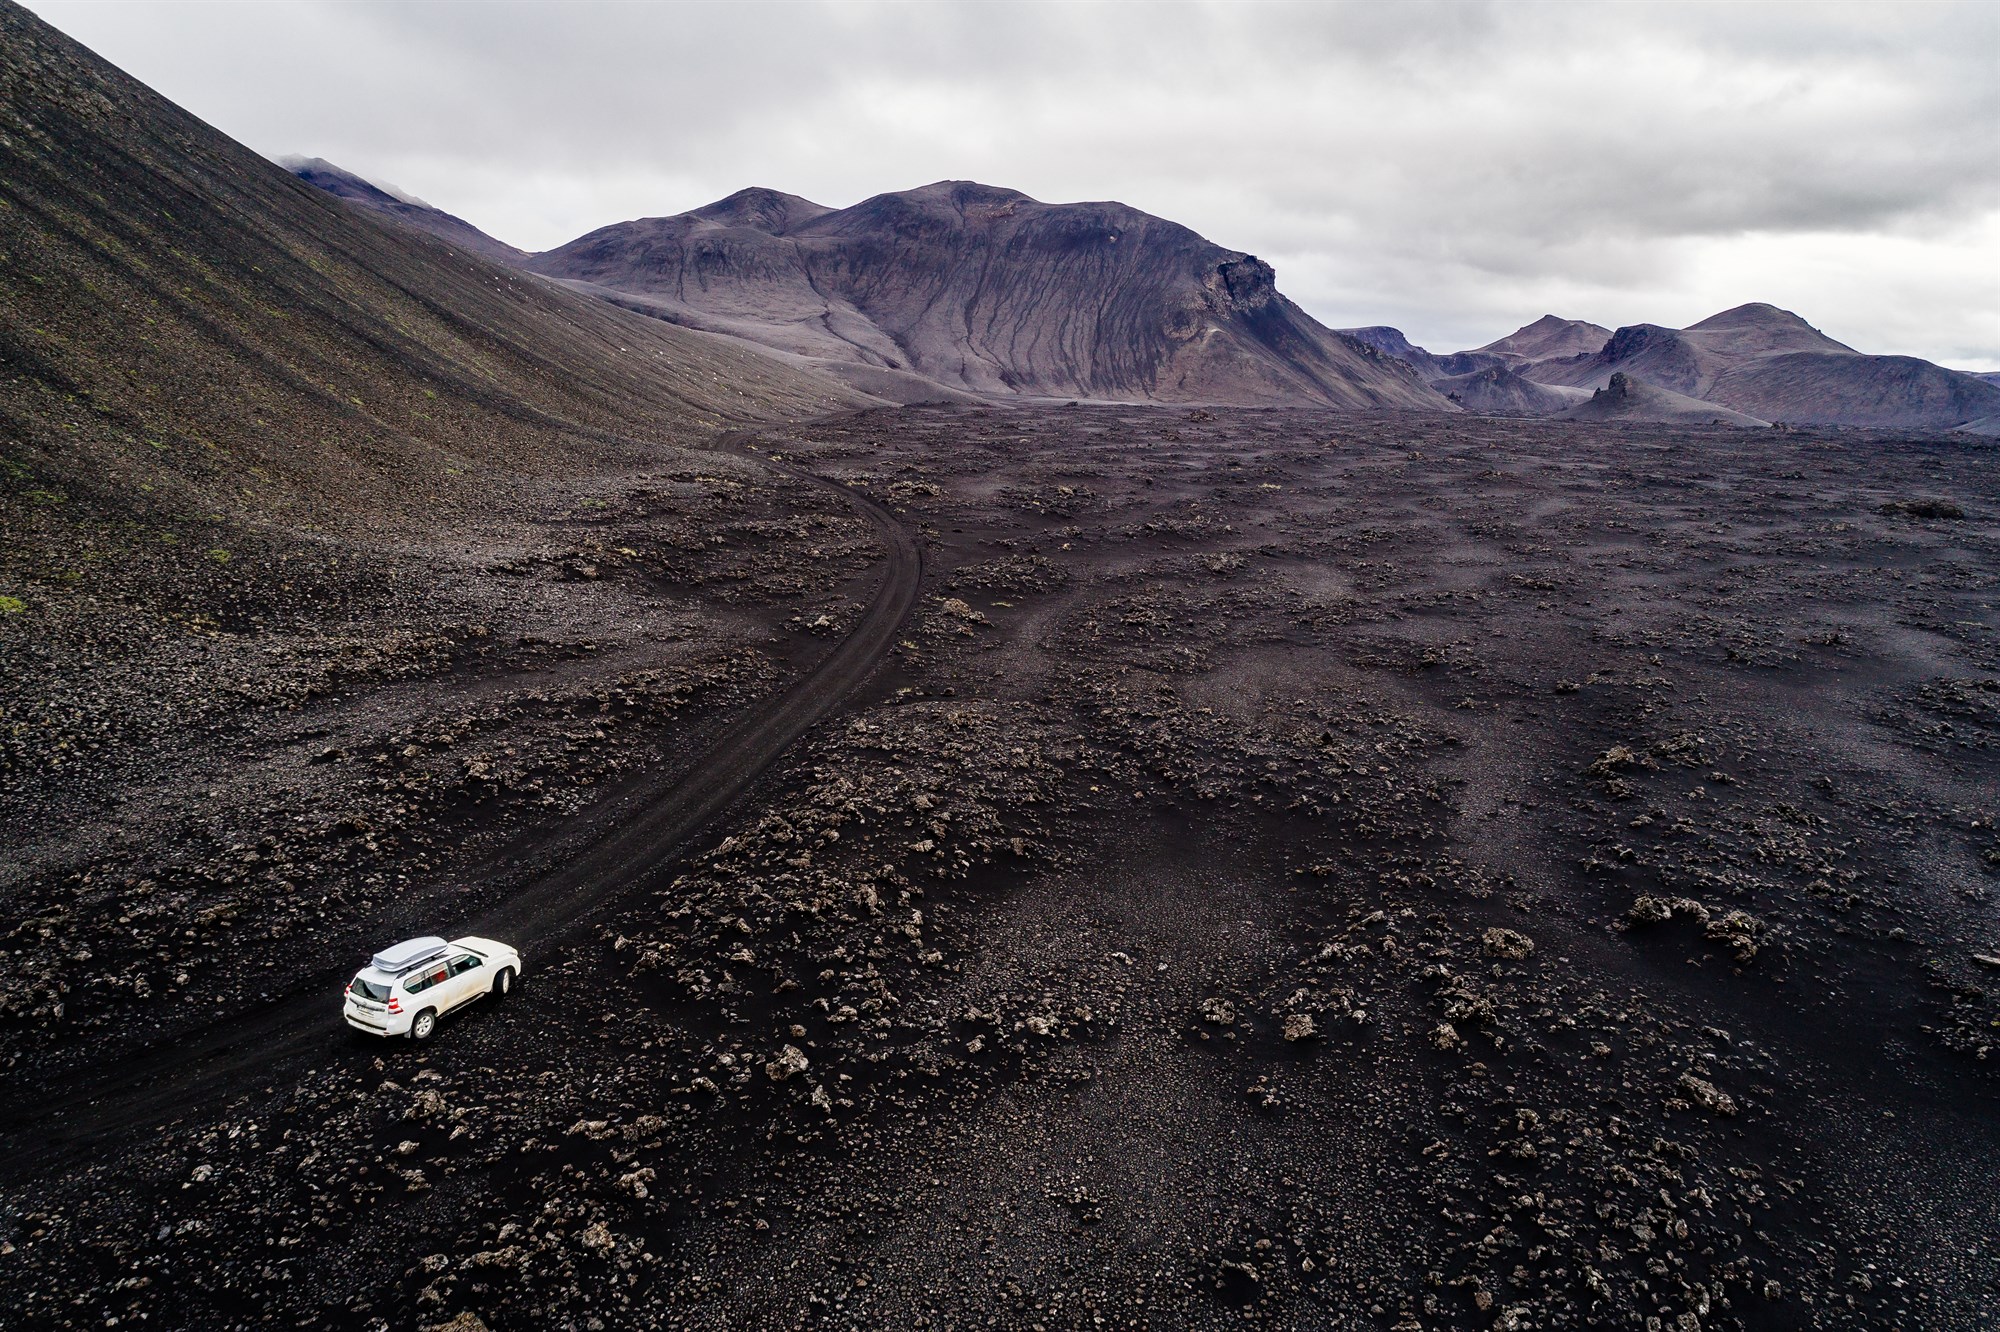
[532,182,1452,411]
[1528,304,1999,429]
[0,0,879,854]
[0,11,862,543]
[282,156,529,265]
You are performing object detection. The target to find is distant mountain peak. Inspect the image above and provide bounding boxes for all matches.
[903,180,1036,209]
[1686,302,1817,332]
[1477,315,1613,362]
[690,187,831,234]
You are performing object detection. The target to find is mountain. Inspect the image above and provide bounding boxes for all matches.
[529,182,1453,412]
[1556,372,1769,428]
[281,156,528,265]
[1526,303,2000,430]
[1475,314,1614,364]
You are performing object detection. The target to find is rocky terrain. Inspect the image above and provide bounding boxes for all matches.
[4,401,1996,1332]
[524,182,1449,412]
[5,4,2000,1330]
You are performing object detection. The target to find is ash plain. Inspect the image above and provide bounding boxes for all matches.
[2,405,1996,1331]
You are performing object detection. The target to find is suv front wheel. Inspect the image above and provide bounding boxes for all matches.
[410,1009,438,1041]
[492,968,515,998]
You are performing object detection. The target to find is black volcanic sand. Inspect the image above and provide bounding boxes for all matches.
[2,406,1997,1331]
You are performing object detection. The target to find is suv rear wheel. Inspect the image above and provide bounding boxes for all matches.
[410,1009,438,1041]
[493,967,515,998]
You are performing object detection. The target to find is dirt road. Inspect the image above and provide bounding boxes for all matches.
[0,448,920,1179]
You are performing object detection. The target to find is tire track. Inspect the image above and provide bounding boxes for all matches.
[0,448,921,1180]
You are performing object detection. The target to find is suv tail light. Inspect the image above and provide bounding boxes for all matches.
[387,997,402,1014]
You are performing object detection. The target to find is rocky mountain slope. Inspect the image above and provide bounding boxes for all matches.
[1340,316,1612,415]
[1343,315,1617,389]
[0,11,862,541]
[281,155,529,265]
[1337,325,1498,381]
[527,181,1453,411]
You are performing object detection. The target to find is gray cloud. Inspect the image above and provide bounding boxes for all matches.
[24,0,2000,366]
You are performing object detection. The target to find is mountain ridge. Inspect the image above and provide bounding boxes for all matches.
[526,180,1454,412]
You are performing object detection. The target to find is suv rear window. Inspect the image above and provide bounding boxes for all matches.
[351,975,391,1002]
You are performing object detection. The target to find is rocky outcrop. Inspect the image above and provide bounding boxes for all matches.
[1557,373,1770,428]
[531,181,1453,411]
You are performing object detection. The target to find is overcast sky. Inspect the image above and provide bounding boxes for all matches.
[25,0,2000,367]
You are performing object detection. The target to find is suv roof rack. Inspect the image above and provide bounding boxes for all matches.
[371,936,449,974]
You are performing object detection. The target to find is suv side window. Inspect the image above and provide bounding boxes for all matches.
[406,965,448,993]
[449,954,483,977]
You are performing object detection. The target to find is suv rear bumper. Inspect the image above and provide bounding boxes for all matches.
[344,1007,407,1036]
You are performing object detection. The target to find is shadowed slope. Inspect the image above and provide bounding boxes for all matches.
[532,181,1452,412]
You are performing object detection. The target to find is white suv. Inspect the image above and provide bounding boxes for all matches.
[343,935,522,1041]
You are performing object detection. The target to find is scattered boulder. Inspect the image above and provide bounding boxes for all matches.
[765,1044,811,1081]
[1198,997,1238,1026]
[1671,1072,1740,1117]
[1481,927,1535,960]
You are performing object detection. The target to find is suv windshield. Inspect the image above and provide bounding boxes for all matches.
[351,975,391,1002]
